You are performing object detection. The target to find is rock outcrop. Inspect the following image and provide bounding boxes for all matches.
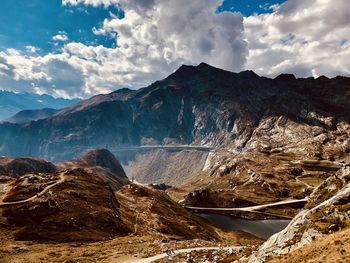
[80,148,127,177]
[249,166,350,262]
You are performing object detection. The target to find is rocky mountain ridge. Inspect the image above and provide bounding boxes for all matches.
[0,63,349,162]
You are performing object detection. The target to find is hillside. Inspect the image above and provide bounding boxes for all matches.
[0,150,130,243]
[4,108,58,124]
[0,150,246,253]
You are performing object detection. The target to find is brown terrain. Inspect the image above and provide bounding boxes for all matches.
[0,64,349,262]
[0,149,263,263]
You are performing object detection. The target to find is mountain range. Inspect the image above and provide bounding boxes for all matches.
[0,63,349,162]
[0,90,80,121]
[0,63,350,262]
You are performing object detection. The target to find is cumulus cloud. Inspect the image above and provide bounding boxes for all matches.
[1,0,349,99]
[0,50,85,98]
[52,32,69,42]
[244,0,350,78]
[0,0,247,98]
[25,46,40,54]
[65,0,247,72]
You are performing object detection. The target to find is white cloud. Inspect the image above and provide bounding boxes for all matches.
[0,0,247,98]
[0,0,349,100]
[62,0,119,8]
[25,46,40,53]
[95,0,247,72]
[0,50,85,98]
[52,32,69,42]
[244,0,350,78]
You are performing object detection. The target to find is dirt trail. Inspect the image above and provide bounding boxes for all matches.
[122,246,244,263]
[0,173,65,207]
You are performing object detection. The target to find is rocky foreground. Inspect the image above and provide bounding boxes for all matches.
[249,165,350,262]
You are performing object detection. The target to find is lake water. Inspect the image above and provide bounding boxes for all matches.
[199,213,290,240]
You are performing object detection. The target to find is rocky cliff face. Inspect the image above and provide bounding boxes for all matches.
[123,149,208,186]
[0,63,349,163]
[249,166,350,262]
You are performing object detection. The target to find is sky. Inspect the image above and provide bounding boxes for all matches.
[0,0,349,99]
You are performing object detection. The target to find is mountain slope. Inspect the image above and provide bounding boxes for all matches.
[0,90,80,121]
[0,150,221,244]
[0,63,349,163]
[4,108,58,124]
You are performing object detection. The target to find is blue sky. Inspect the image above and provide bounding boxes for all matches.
[0,0,285,53]
[219,0,286,16]
[0,0,122,52]
[0,0,348,98]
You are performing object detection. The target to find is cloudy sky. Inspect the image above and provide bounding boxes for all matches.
[0,0,349,98]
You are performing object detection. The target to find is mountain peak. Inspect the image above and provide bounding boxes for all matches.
[197,62,215,69]
[176,63,195,71]
[81,149,127,177]
[168,62,226,81]
[274,73,297,82]
[238,70,259,78]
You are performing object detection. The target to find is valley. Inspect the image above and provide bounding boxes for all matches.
[0,63,349,262]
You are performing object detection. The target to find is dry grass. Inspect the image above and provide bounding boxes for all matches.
[269,227,350,263]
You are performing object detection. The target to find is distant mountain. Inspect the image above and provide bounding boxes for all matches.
[4,108,58,124]
[0,63,349,162]
[0,90,81,120]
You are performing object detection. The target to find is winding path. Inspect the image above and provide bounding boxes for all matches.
[0,173,65,207]
[123,246,244,263]
[185,198,308,212]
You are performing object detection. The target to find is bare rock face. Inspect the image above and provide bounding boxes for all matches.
[123,149,208,186]
[249,167,350,263]
[0,63,349,162]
